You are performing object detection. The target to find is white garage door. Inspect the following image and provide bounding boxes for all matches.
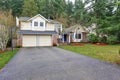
[22,35,52,47]
[39,35,52,46]
[23,35,36,47]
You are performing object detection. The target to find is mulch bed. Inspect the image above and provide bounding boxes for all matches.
[70,43,85,46]
[94,43,108,46]
[0,49,10,54]
[0,51,3,54]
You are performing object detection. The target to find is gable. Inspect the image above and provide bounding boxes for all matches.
[64,24,87,33]
[28,14,48,22]
[32,16,45,22]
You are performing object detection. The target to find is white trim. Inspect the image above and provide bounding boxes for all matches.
[27,14,49,22]
[68,34,71,43]
[60,24,62,32]
[16,17,19,26]
[73,32,83,42]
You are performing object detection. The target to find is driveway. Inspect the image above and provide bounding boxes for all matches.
[0,47,120,80]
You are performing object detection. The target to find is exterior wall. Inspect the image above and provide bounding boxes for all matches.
[63,32,88,43]
[31,16,46,31]
[21,22,31,30]
[46,23,55,31]
[52,34,58,46]
[72,32,83,42]
[82,32,88,42]
[17,34,22,47]
[19,16,56,31]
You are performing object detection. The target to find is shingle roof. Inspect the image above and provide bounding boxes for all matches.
[47,19,61,24]
[18,30,57,35]
[19,17,31,21]
[18,15,61,24]
[64,24,87,33]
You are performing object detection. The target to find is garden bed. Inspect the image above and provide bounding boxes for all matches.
[70,43,85,46]
[94,43,108,46]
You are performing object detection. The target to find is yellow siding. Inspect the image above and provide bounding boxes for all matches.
[33,16,44,21]
[21,22,31,30]
[46,23,54,31]
[20,16,56,31]
[32,16,46,31]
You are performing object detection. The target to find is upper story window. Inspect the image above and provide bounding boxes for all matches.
[34,22,38,26]
[40,22,44,27]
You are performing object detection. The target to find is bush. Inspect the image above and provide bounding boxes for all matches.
[107,35,118,44]
[88,34,99,43]
[99,36,107,43]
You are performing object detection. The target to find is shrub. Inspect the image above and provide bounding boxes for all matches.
[107,35,118,44]
[99,36,107,43]
[88,34,99,43]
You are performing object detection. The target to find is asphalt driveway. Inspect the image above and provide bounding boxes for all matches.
[0,47,120,80]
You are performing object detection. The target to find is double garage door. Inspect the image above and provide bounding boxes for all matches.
[22,35,52,47]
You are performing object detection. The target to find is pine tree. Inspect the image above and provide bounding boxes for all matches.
[22,0,38,17]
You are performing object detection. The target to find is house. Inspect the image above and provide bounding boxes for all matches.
[62,24,88,43]
[16,14,62,47]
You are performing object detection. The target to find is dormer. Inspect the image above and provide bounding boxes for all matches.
[28,14,48,31]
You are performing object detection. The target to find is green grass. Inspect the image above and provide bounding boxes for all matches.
[0,49,19,69]
[59,44,120,64]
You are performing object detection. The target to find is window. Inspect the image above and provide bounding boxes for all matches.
[34,22,38,26]
[75,33,81,39]
[40,22,44,27]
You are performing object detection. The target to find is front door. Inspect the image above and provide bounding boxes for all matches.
[64,34,67,42]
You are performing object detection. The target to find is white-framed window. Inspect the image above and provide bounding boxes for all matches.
[75,33,81,39]
[34,21,38,26]
[40,22,44,27]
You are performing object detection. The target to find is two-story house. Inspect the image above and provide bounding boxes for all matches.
[16,14,62,47]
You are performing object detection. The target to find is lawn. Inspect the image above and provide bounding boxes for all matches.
[59,44,120,64]
[0,49,19,69]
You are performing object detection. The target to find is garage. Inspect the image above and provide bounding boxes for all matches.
[22,35,52,47]
[38,35,52,46]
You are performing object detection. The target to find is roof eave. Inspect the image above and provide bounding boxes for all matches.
[27,14,49,22]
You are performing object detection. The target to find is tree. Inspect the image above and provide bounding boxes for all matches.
[73,0,85,24]
[0,0,11,10]
[10,0,24,16]
[22,0,38,17]
[65,0,74,26]
[0,0,24,17]
[0,10,15,51]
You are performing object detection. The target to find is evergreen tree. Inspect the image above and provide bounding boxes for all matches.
[22,0,38,17]
[11,0,24,16]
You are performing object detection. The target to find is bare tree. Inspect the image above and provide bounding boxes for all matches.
[0,10,15,51]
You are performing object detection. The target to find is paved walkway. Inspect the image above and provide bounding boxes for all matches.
[0,47,120,80]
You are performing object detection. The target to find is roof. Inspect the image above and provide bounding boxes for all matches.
[27,14,48,21]
[64,24,87,33]
[19,17,31,21]
[18,30,57,35]
[18,14,61,24]
[47,19,61,24]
